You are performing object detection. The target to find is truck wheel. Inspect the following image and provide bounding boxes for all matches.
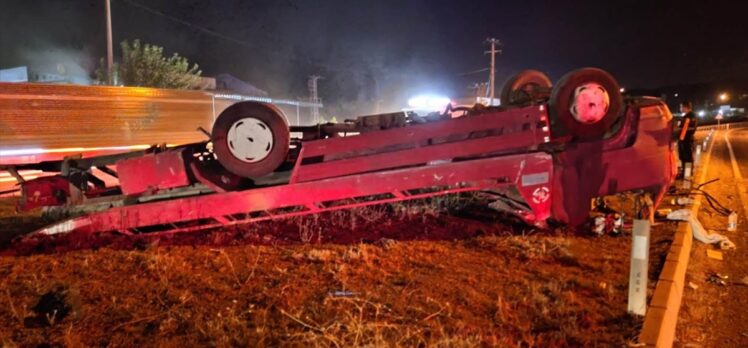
[500,70,552,106]
[549,68,622,140]
[211,102,290,178]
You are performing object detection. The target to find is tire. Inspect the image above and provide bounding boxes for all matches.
[500,69,552,106]
[549,68,622,140]
[211,102,290,178]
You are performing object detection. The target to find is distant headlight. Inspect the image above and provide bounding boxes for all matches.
[407,94,451,111]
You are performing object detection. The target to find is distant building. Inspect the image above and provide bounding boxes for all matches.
[214,73,268,96]
[192,76,216,90]
[0,66,28,82]
[0,65,90,84]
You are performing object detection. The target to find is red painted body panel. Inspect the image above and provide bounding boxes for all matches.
[551,100,675,224]
[35,152,553,236]
[22,100,675,238]
[300,106,547,158]
[294,106,550,182]
[116,150,190,195]
[18,175,70,211]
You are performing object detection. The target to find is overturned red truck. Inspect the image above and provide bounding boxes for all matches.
[0,68,676,238]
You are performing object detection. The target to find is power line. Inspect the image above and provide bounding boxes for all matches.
[119,0,355,74]
[119,0,262,50]
[456,67,489,76]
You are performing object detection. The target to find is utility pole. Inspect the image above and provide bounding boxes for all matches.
[106,0,114,85]
[484,38,502,105]
[308,75,323,124]
[469,82,488,100]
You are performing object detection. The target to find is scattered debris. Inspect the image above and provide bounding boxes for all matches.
[727,211,738,232]
[328,290,356,297]
[24,285,80,328]
[719,240,736,250]
[343,245,371,261]
[373,238,397,249]
[671,197,695,206]
[707,273,729,286]
[655,209,672,219]
[592,216,606,235]
[592,213,623,236]
[706,249,724,261]
[688,281,699,290]
[293,249,336,262]
[667,209,734,247]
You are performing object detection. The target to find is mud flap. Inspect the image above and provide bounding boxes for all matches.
[515,154,554,225]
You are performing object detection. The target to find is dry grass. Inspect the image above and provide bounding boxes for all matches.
[0,193,669,347]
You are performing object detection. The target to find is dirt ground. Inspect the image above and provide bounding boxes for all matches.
[0,192,682,347]
[675,129,748,347]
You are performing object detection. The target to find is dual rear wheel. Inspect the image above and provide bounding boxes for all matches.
[501,67,623,140]
[211,68,624,178]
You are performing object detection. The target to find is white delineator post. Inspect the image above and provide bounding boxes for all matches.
[628,219,651,316]
[683,163,693,189]
[694,144,702,165]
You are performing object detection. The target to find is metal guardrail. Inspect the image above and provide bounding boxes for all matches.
[697,121,748,131]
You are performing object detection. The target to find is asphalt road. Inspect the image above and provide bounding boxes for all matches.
[723,124,748,225]
[727,126,748,179]
[675,125,748,346]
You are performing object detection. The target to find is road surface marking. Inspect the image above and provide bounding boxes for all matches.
[691,131,715,214]
[724,129,748,219]
[640,130,715,345]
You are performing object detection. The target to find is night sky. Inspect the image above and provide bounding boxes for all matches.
[1,0,747,115]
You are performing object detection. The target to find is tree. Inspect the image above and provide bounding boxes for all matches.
[96,39,202,89]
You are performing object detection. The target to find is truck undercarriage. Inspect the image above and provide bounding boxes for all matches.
[0,68,676,241]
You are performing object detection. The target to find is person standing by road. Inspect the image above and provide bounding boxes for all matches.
[677,101,697,179]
